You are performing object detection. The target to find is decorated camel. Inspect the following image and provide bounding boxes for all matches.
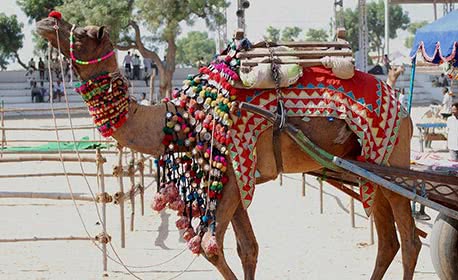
[37,14,422,280]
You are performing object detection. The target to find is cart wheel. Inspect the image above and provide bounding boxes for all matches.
[430,213,458,280]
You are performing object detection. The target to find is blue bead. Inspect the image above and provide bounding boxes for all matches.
[187,194,194,200]
[202,216,209,223]
[193,192,199,199]
[327,117,335,122]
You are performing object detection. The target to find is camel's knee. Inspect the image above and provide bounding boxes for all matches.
[236,239,259,264]
[379,236,400,258]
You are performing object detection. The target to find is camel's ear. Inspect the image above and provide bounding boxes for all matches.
[97,26,105,41]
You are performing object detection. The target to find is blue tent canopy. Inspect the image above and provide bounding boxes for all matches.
[410,10,458,65]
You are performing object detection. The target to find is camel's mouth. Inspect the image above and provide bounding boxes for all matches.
[36,18,57,39]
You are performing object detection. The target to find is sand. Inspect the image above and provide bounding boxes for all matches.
[0,106,444,279]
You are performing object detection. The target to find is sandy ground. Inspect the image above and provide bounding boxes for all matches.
[0,106,447,279]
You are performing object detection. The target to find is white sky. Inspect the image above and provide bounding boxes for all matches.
[1,0,437,70]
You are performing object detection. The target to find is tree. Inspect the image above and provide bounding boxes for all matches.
[404,21,429,49]
[176,31,216,67]
[342,1,410,58]
[17,0,64,23]
[0,13,26,69]
[305,28,329,42]
[56,0,228,98]
[281,26,302,42]
[263,26,281,43]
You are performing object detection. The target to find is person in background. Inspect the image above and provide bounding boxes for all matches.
[38,57,45,81]
[28,57,36,71]
[440,87,453,119]
[39,81,48,102]
[132,54,141,80]
[139,92,150,106]
[53,79,64,102]
[30,81,42,103]
[447,102,458,161]
[123,51,132,79]
[437,73,449,87]
[383,54,391,74]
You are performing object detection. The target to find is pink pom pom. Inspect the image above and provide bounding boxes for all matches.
[151,192,167,212]
[188,235,202,255]
[169,199,185,213]
[183,228,195,241]
[165,184,179,202]
[203,236,219,256]
[192,202,201,217]
[175,216,189,230]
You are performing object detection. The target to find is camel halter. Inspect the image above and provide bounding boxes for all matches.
[69,24,115,65]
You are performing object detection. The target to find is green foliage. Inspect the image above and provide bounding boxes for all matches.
[176,31,215,67]
[58,0,133,44]
[305,28,329,42]
[0,13,24,68]
[17,0,64,23]
[281,26,302,42]
[264,26,281,43]
[404,20,429,49]
[342,1,410,55]
[136,0,229,41]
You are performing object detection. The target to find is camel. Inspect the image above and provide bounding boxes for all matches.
[37,15,421,280]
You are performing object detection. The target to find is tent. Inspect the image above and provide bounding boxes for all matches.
[410,9,458,66]
[408,10,458,112]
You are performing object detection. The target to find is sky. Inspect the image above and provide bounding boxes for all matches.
[1,0,437,70]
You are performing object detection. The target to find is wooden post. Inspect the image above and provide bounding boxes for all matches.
[279,173,283,186]
[350,186,355,228]
[117,146,126,248]
[1,100,5,158]
[149,159,154,175]
[301,173,306,197]
[369,215,375,245]
[139,154,145,216]
[129,150,136,232]
[319,178,324,214]
[96,149,108,276]
[149,71,156,104]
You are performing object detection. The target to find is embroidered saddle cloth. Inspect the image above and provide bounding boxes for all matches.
[226,66,404,215]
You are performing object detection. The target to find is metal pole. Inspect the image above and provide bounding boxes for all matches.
[434,1,438,20]
[117,147,126,248]
[319,178,324,214]
[408,57,417,114]
[358,0,368,72]
[385,0,390,56]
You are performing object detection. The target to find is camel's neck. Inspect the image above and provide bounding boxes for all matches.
[75,68,167,156]
[112,102,167,157]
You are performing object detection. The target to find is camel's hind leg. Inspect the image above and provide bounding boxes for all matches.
[231,203,259,280]
[382,117,421,280]
[201,167,240,280]
[370,187,400,280]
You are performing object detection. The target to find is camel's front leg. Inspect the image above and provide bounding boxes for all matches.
[202,167,241,280]
[231,203,258,280]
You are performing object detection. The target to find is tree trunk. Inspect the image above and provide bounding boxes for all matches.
[14,52,28,70]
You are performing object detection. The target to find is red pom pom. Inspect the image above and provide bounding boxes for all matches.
[48,11,62,20]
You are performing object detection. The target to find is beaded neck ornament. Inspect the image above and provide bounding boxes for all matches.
[75,73,129,137]
[70,24,115,65]
[151,38,251,255]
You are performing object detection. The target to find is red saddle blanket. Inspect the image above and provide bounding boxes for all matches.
[228,66,404,215]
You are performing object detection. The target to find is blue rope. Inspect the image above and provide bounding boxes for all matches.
[407,57,417,114]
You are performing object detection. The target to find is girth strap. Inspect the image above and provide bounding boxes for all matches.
[272,100,286,174]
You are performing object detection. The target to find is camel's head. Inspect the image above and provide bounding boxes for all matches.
[388,65,405,81]
[36,12,117,80]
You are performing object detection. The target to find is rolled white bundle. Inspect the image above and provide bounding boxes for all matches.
[321,56,355,79]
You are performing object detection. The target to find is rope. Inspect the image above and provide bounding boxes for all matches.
[320,56,354,80]
[50,21,197,279]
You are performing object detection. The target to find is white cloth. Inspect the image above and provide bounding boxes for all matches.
[54,82,64,92]
[140,99,150,106]
[447,115,458,150]
[442,94,453,114]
